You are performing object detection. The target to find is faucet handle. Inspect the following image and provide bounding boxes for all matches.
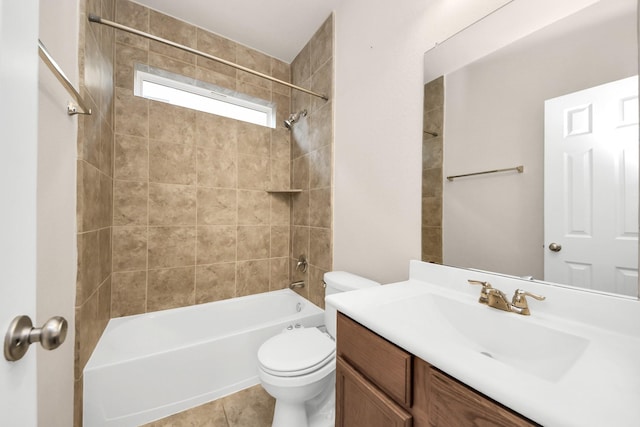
[511,289,546,315]
[468,280,492,304]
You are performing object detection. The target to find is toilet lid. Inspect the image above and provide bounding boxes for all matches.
[258,328,336,377]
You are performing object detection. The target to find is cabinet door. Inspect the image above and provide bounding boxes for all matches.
[428,367,539,427]
[336,357,412,427]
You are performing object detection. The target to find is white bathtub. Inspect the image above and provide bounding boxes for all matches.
[83,289,324,427]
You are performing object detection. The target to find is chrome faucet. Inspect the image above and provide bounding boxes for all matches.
[468,280,545,315]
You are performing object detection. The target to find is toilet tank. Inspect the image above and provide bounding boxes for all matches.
[323,271,380,338]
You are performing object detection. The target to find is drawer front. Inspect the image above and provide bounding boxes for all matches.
[336,357,412,427]
[337,313,412,407]
[428,368,539,427]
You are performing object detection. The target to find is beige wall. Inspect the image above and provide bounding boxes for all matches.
[421,77,444,264]
[290,15,334,309]
[75,0,115,425]
[110,0,292,314]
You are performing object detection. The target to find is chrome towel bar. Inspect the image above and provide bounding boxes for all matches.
[38,40,92,115]
[446,165,524,181]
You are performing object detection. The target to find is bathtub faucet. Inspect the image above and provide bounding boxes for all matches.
[289,281,305,290]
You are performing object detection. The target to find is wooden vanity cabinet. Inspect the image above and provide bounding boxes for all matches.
[336,313,539,427]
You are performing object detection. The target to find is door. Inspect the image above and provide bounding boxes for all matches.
[544,76,639,295]
[0,1,40,425]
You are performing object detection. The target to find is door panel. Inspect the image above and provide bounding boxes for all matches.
[544,76,639,295]
[0,1,40,425]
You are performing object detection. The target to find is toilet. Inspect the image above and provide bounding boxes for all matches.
[257,271,380,427]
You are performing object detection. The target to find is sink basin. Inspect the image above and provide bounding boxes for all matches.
[424,293,589,382]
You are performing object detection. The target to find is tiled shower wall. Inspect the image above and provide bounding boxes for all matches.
[422,76,444,263]
[290,15,334,309]
[75,0,115,425]
[110,0,297,316]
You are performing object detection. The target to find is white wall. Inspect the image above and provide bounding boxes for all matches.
[332,0,511,283]
[37,0,79,425]
[443,1,637,279]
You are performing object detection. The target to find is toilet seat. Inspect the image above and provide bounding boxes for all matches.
[258,328,336,377]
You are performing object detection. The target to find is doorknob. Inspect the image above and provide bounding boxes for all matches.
[548,242,562,252]
[4,315,68,362]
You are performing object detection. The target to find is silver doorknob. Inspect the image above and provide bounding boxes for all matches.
[548,242,562,252]
[4,315,68,362]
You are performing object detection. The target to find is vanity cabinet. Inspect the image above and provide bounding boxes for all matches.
[336,313,539,427]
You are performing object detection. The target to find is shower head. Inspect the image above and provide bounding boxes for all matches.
[283,109,307,130]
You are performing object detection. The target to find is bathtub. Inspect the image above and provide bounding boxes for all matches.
[83,289,324,427]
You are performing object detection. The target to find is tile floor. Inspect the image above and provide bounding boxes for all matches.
[141,385,275,427]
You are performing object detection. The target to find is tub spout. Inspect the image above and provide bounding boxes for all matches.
[289,281,305,290]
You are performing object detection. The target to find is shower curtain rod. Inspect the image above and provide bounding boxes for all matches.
[88,14,330,101]
[38,39,92,115]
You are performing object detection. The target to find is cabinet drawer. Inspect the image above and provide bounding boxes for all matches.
[337,313,412,408]
[336,357,412,427]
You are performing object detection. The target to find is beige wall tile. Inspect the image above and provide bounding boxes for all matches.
[114,134,148,181]
[291,43,311,85]
[147,267,195,311]
[112,226,147,272]
[271,128,291,159]
[149,183,196,225]
[195,112,238,151]
[237,190,270,225]
[310,59,332,113]
[308,266,327,309]
[237,154,269,190]
[309,227,331,271]
[310,14,333,73]
[292,190,309,226]
[424,76,444,110]
[195,67,237,92]
[97,277,112,331]
[115,0,149,49]
[76,231,102,305]
[236,46,271,89]
[422,196,442,228]
[309,145,331,189]
[148,226,196,269]
[270,226,289,258]
[237,226,270,261]
[149,101,196,145]
[271,58,291,97]
[236,260,270,296]
[237,122,270,157]
[113,180,148,226]
[422,167,443,198]
[148,10,197,62]
[422,136,443,170]
[422,226,443,264]
[111,270,147,316]
[197,146,237,188]
[270,158,290,190]
[79,96,101,169]
[308,102,332,151]
[195,263,236,304]
[269,257,289,291]
[115,43,148,89]
[148,139,196,185]
[196,225,236,264]
[149,52,196,79]
[309,188,331,228]
[270,194,291,226]
[100,119,114,177]
[291,226,310,260]
[115,87,148,137]
[196,28,236,77]
[292,155,309,190]
[197,188,237,225]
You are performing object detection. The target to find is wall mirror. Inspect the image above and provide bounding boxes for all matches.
[422,0,639,298]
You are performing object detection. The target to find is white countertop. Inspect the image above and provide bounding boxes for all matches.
[325,261,640,427]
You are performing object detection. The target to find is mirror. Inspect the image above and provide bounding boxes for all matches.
[422,0,639,298]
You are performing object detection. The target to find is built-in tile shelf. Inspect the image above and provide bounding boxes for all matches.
[266,189,303,194]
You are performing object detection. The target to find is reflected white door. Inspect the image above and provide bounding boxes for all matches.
[0,1,40,425]
[544,76,639,296]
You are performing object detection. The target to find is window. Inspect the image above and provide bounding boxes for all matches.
[134,64,276,128]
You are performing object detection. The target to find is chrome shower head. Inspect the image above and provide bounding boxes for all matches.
[283,109,307,130]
